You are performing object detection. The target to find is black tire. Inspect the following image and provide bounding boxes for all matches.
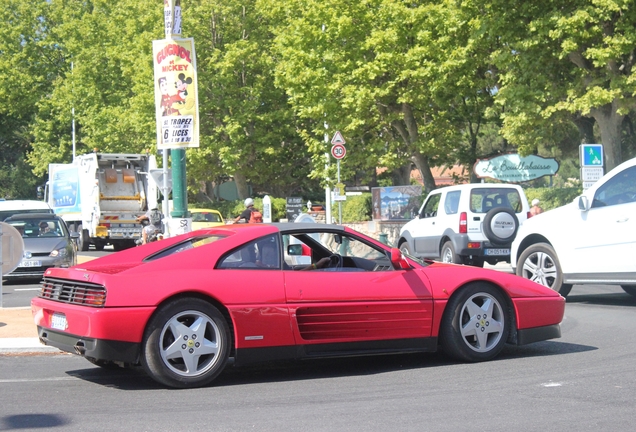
[482,207,519,246]
[621,286,636,297]
[78,224,90,252]
[86,357,132,369]
[141,298,230,388]
[93,243,105,251]
[516,243,573,298]
[440,283,510,362]
[399,241,413,257]
[441,241,461,264]
[113,241,135,251]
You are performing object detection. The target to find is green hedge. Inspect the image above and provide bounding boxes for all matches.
[524,186,582,211]
[190,186,581,223]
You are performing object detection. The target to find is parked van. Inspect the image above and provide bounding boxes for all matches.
[0,199,54,221]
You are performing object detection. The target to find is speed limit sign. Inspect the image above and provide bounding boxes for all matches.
[331,143,346,160]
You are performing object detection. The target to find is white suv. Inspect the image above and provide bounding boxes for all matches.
[398,184,530,266]
[512,156,636,298]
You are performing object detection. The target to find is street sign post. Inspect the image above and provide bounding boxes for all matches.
[580,144,604,189]
[580,144,603,167]
[331,143,346,160]
[330,132,347,223]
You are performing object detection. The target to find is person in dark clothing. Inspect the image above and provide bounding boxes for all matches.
[234,198,256,223]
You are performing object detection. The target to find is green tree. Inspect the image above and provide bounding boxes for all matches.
[263,0,504,191]
[187,0,321,200]
[476,0,636,170]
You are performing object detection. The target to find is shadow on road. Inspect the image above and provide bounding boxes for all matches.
[62,338,595,390]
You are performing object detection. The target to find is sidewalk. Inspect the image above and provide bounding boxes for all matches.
[0,306,59,354]
[0,254,96,354]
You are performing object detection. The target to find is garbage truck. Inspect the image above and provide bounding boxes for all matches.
[46,153,159,251]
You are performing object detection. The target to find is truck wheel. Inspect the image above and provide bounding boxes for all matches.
[78,224,90,252]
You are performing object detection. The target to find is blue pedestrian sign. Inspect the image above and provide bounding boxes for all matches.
[580,144,603,167]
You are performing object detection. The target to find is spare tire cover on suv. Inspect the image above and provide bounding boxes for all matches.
[482,207,519,246]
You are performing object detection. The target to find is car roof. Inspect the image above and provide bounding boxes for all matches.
[4,213,62,221]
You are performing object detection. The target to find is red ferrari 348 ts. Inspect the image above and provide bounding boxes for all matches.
[32,223,565,388]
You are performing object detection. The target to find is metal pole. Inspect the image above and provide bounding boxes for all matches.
[337,159,342,224]
[72,62,76,161]
[162,150,170,237]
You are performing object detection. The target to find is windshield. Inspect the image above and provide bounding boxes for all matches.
[7,219,65,238]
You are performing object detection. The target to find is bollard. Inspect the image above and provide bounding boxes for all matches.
[379,233,388,245]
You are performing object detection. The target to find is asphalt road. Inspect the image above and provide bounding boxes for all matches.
[1,284,635,431]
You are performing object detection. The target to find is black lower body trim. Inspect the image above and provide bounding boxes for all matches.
[515,324,561,346]
[234,337,437,366]
[37,327,140,364]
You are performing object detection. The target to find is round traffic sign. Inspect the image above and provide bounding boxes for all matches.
[331,143,346,160]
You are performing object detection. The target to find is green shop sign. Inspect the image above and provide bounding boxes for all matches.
[473,154,559,182]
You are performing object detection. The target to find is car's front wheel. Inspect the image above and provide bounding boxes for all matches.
[141,298,230,388]
[440,283,510,362]
[516,243,573,298]
[441,241,462,264]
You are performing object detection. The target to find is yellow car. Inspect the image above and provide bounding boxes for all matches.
[190,208,225,230]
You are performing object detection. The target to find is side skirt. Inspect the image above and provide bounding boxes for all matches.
[515,324,561,346]
[233,337,437,366]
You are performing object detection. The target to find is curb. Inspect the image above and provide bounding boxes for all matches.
[0,337,61,354]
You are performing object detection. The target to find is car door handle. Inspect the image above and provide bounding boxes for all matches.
[617,217,629,223]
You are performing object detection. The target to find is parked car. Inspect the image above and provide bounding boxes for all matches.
[190,208,225,229]
[32,223,564,388]
[512,156,636,298]
[398,184,530,267]
[3,213,79,280]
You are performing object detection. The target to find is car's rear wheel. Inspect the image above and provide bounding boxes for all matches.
[399,242,413,256]
[621,286,636,297]
[516,243,572,298]
[141,298,230,388]
[440,283,509,362]
[441,241,461,264]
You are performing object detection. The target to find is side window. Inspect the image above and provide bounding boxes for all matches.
[592,166,636,208]
[419,193,441,218]
[218,235,280,269]
[444,191,461,215]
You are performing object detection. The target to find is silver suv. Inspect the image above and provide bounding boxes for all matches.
[398,184,530,266]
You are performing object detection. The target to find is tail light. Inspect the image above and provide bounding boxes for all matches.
[459,212,467,234]
[527,211,532,219]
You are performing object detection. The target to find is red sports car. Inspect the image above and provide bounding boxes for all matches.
[32,223,565,388]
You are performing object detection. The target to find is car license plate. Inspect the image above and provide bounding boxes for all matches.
[485,248,510,256]
[51,313,67,330]
[19,260,41,267]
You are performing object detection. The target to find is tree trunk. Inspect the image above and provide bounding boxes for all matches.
[233,171,250,200]
[590,101,624,171]
[411,153,436,192]
[392,164,412,186]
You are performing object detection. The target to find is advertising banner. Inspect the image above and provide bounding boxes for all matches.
[152,38,199,149]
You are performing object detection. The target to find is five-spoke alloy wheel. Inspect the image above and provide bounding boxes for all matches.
[441,283,509,362]
[142,298,230,388]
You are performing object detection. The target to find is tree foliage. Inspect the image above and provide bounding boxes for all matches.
[2,0,636,202]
